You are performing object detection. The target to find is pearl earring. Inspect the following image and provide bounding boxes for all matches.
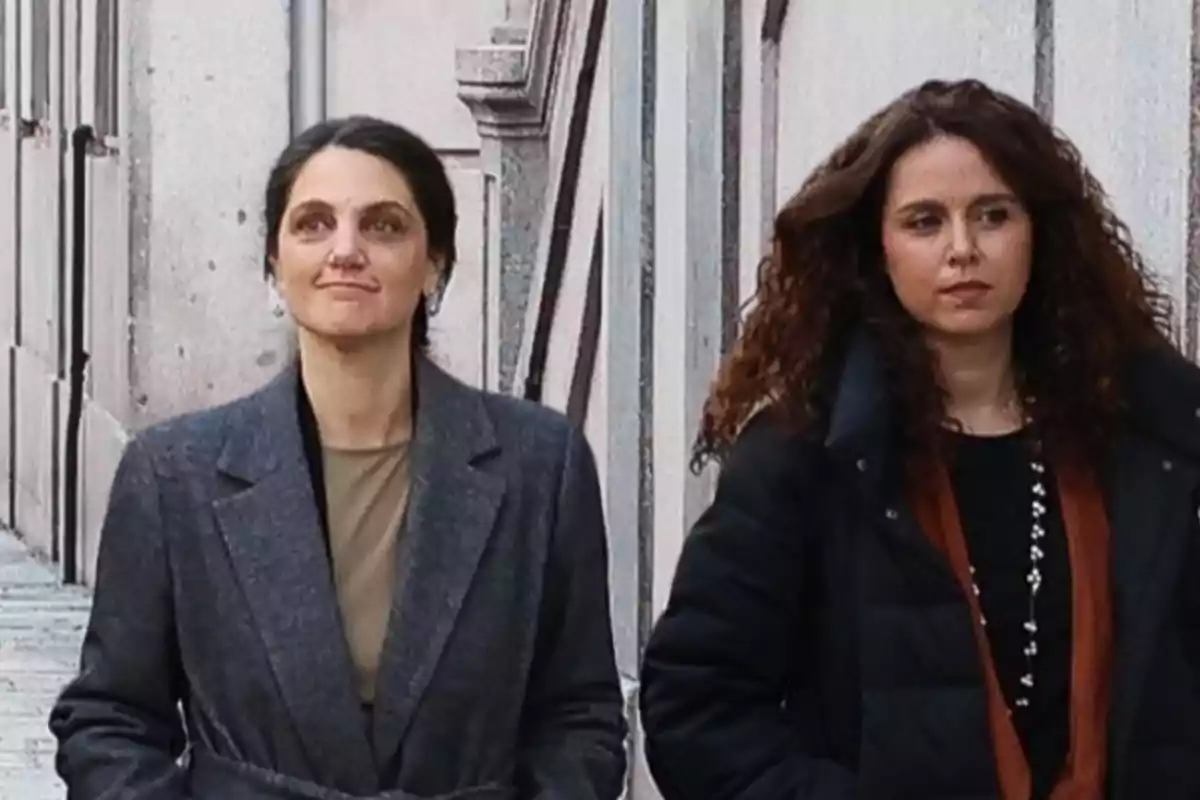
[424,288,442,317]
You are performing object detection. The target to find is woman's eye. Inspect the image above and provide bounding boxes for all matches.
[366,218,402,234]
[906,215,939,231]
[980,206,1010,225]
[295,214,331,233]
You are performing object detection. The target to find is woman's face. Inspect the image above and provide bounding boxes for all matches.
[270,146,441,348]
[880,134,1033,344]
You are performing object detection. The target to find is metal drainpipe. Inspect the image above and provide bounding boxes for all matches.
[290,0,326,136]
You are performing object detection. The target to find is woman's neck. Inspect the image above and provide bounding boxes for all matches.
[930,330,1024,436]
[297,329,415,450]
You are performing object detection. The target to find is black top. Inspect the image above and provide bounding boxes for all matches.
[950,429,1072,798]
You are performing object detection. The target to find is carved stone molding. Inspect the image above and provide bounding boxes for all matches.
[455,0,570,139]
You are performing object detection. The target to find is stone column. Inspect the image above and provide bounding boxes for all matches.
[456,3,564,393]
[608,0,658,793]
[651,0,738,614]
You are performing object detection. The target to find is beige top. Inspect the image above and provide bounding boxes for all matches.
[322,441,412,704]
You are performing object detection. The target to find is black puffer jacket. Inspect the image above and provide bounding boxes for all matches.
[640,335,1200,799]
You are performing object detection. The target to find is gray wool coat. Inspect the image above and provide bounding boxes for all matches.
[49,357,628,799]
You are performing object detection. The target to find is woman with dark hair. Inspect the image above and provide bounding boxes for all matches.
[639,79,1200,799]
[50,115,627,799]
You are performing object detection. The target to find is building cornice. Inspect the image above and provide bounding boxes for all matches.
[455,0,568,139]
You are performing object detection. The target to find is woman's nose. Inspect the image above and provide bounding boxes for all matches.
[947,216,979,267]
[328,225,365,267]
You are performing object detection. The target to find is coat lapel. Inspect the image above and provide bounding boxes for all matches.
[825,333,959,581]
[371,357,506,768]
[210,365,378,793]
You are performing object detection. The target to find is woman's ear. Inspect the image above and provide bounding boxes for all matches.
[424,256,446,297]
[424,260,450,319]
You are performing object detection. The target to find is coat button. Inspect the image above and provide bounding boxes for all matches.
[885,508,898,520]
[1163,459,1174,471]
[856,458,868,472]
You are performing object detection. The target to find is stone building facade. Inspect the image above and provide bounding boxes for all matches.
[0,1,1197,797]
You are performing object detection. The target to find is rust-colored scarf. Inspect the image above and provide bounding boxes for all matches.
[911,460,1112,799]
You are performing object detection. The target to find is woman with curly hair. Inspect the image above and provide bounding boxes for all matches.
[639,79,1200,799]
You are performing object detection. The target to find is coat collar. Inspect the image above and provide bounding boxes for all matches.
[824,330,891,458]
[822,329,1200,464]
[214,355,500,483]
[211,354,505,790]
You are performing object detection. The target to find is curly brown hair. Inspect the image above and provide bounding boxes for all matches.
[694,78,1173,471]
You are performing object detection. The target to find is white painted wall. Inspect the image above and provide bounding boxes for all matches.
[650,0,726,619]
[774,1,1037,206]
[327,0,499,151]
[738,0,768,303]
[326,0,506,387]
[748,0,1195,325]
[1052,0,1195,341]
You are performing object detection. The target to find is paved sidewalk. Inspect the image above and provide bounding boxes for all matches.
[0,531,91,800]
